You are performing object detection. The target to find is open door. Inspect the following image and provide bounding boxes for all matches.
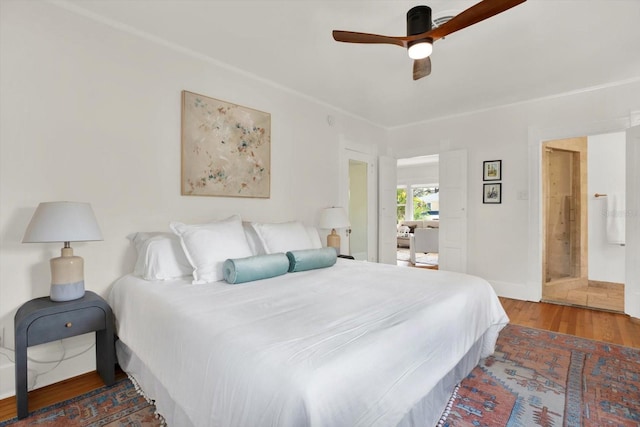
[349,159,368,260]
[438,150,468,272]
[378,155,398,264]
[625,125,640,318]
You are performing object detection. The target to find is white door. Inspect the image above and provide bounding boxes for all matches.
[378,155,398,264]
[625,125,640,318]
[438,150,468,272]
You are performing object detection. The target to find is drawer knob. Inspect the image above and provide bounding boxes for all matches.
[65,322,72,328]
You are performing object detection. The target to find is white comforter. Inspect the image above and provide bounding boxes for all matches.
[109,259,508,427]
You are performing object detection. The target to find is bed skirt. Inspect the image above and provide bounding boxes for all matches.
[116,332,488,427]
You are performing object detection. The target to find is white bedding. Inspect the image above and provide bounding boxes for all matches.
[109,259,508,427]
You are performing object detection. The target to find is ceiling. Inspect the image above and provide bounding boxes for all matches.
[60,0,640,129]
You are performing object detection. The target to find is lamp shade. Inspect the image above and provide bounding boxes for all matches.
[23,202,103,243]
[319,207,350,230]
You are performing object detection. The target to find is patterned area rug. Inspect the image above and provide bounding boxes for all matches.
[0,377,161,426]
[3,325,638,426]
[441,324,640,427]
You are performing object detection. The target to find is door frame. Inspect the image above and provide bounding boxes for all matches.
[527,113,639,313]
[339,144,377,262]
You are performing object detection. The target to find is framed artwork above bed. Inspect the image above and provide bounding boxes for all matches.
[181,90,271,198]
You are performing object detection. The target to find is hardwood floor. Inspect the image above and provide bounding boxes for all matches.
[0,369,127,422]
[1,298,639,422]
[500,297,640,348]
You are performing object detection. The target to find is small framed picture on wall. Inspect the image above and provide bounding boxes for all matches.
[483,160,502,181]
[483,183,502,204]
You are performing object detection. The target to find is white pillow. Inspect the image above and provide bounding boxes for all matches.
[128,232,193,281]
[305,226,323,249]
[170,215,253,284]
[242,221,266,255]
[251,221,320,254]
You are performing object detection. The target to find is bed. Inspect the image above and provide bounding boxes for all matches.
[108,218,508,427]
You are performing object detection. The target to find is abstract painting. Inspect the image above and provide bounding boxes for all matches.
[181,90,271,198]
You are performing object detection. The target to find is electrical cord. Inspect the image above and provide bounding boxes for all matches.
[0,348,13,363]
[0,339,96,390]
[29,341,67,389]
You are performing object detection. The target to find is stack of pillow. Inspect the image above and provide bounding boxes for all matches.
[129,215,338,285]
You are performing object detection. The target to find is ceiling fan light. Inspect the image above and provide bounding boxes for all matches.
[407,41,433,60]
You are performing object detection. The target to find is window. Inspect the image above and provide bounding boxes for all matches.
[397,187,407,222]
[397,185,439,222]
[411,186,439,219]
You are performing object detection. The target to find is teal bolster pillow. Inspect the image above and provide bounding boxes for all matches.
[286,248,337,273]
[223,253,290,284]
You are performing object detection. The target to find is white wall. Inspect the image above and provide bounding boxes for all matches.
[588,132,626,283]
[397,163,439,187]
[0,1,384,397]
[388,81,640,301]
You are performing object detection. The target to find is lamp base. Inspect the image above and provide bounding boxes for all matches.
[50,246,85,302]
[327,229,340,254]
[50,281,85,302]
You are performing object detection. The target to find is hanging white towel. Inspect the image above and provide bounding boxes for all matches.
[606,193,626,245]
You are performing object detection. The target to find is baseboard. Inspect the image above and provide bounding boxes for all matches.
[489,280,541,302]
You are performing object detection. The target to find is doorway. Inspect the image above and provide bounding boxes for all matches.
[541,136,625,311]
[340,147,377,262]
[542,138,588,301]
[396,155,440,267]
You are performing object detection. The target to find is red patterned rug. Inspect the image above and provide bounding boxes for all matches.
[0,376,161,426]
[2,325,638,426]
[441,324,640,427]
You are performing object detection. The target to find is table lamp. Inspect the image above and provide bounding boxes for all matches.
[23,202,103,302]
[319,207,350,252]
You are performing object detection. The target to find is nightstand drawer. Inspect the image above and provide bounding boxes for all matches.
[27,307,106,346]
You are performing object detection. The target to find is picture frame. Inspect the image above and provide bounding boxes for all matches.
[181,90,271,198]
[483,183,502,204]
[483,160,502,181]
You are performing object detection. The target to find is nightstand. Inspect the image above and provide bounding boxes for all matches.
[14,291,115,419]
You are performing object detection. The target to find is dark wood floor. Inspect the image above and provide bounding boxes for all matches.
[1,298,639,422]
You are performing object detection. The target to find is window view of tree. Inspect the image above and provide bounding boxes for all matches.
[412,187,439,219]
[397,186,439,222]
[397,188,407,222]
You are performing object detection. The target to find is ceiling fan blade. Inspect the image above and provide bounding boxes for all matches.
[413,57,432,81]
[332,30,406,48]
[426,0,526,41]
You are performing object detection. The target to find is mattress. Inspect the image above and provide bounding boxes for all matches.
[109,259,508,426]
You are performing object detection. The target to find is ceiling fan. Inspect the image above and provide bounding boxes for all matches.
[332,0,526,80]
